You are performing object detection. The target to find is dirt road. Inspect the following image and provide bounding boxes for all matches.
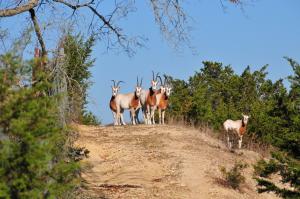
[75,124,279,199]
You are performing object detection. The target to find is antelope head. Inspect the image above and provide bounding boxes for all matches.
[164,75,172,97]
[135,77,143,97]
[151,71,159,90]
[242,114,250,124]
[111,80,124,97]
[158,75,166,94]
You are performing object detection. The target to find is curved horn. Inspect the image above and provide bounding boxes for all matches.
[152,71,155,80]
[116,80,124,87]
[136,76,139,86]
[155,72,160,81]
[140,78,143,87]
[111,80,116,87]
[158,75,163,85]
[163,75,168,85]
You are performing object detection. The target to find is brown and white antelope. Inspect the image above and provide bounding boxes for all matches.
[139,71,159,124]
[223,114,250,149]
[156,75,172,124]
[115,77,143,125]
[109,80,124,125]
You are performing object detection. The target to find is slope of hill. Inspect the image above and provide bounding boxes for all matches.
[74,124,279,199]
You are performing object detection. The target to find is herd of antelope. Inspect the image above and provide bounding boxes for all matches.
[109,71,250,150]
[109,71,171,126]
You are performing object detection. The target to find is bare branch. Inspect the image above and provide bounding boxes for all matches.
[53,0,122,39]
[149,0,191,49]
[0,0,39,17]
[52,0,94,10]
[87,5,122,39]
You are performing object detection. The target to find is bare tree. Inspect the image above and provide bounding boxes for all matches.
[0,0,245,65]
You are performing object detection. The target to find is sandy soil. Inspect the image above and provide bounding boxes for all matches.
[74,124,279,199]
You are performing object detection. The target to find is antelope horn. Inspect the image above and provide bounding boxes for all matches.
[155,72,160,81]
[137,76,139,86]
[158,75,163,85]
[111,80,116,87]
[140,78,143,87]
[163,75,168,85]
[152,71,155,80]
[116,80,124,87]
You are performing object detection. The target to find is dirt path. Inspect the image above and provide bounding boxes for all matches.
[75,124,279,199]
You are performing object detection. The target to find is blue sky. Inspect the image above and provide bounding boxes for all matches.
[88,0,300,124]
[1,0,300,124]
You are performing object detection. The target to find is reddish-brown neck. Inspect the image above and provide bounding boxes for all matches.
[242,118,246,127]
[149,87,155,96]
[110,96,115,101]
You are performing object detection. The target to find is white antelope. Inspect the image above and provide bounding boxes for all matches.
[109,80,124,125]
[115,77,143,125]
[156,75,172,124]
[139,71,159,124]
[223,114,250,149]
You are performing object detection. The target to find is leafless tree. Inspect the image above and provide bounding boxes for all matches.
[0,0,245,52]
[0,0,245,69]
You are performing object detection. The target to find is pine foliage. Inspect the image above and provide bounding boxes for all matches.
[0,53,80,198]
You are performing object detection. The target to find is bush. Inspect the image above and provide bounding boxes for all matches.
[81,110,101,125]
[254,152,300,199]
[0,53,80,198]
[220,162,248,190]
[63,33,96,123]
[167,60,300,158]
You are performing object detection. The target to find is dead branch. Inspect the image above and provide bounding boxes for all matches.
[53,0,122,39]
[0,0,39,17]
[53,0,94,10]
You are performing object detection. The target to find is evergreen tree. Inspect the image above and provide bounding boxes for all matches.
[0,53,79,198]
[63,33,97,123]
[167,59,300,198]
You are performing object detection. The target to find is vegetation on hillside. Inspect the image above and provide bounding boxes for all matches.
[166,59,300,197]
[63,33,99,125]
[0,33,97,198]
[220,162,248,190]
[0,54,79,198]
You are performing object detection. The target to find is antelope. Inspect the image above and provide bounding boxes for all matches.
[223,114,250,149]
[109,80,124,125]
[139,71,159,124]
[156,75,171,124]
[115,77,143,125]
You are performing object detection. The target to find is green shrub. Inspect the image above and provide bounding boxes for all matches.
[0,53,80,198]
[81,110,101,125]
[63,33,96,122]
[254,152,300,199]
[220,162,248,189]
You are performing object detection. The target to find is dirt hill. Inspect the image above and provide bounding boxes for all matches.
[74,124,279,199]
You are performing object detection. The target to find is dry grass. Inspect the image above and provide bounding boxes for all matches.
[166,117,271,157]
[74,123,280,199]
